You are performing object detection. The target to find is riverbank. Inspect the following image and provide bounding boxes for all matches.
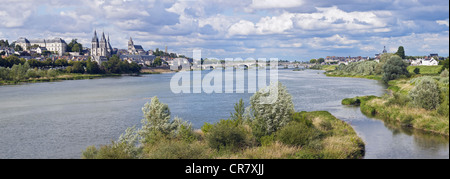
[82,83,365,159]
[0,68,176,86]
[82,110,365,159]
[140,68,178,74]
[0,73,122,85]
[331,64,449,136]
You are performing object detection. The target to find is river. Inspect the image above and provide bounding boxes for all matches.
[0,69,448,159]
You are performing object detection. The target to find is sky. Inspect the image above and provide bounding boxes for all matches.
[0,0,449,61]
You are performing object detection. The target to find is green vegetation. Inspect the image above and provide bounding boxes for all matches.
[342,71,449,135]
[407,65,444,75]
[395,46,406,60]
[1,55,141,85]
[382,56,410,83]
[83,83,365,159]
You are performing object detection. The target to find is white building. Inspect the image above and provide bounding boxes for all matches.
[16,37,67,56]
[421,58,439,66]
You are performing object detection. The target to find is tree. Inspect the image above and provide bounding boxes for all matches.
[14,45,23,52]
[382,55,410,83]
[102,55,121,73]
[86,60,102,74]
[318,58,325,64]
[54,59,68,67]
[139,96,189,144]
[413,67,420,74]
[395,46,406,59]
[249,82,295,138]
[230,99,245,124]
[310,59,317,64]
[70,61,85,73]
[409,77,440,110]
[67,39,83,53]
[152,57,162,67]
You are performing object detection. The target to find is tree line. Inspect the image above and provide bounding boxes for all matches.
[1,55,142,83]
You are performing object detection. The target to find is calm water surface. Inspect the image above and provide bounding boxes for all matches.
[0,69,448,159]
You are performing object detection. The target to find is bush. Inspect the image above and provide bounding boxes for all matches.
[277,121,322,147]
[382,55,410,83]
[386,92,410,106]
[146,140,210,159]
[409,77,441,110]
[441,69,449,78]
[82,142,138,159]
[206,119,251,151]
[249,82,294,137]
[413,67,420,74]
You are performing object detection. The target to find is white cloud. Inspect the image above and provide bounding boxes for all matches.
[436,19,449,27]
[228,12,294,36]
[280,43,303,48]
[250,0,303,9]
[199,14,236,33]
[292,6,390,33]
[256,12,294,34]
[228,20,257,36]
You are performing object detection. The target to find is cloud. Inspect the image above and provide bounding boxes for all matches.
[0,0,448,60]
[250,0,303,9]
[437,19,449,27]
[292,6,390,33]
[228,20,257,36]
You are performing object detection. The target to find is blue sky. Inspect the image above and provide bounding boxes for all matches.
[0,0,448,61]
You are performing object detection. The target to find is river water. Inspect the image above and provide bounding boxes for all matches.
[0,69,448,159]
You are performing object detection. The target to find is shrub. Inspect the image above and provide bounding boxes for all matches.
[81,142,138,159]
[441,69,449,78]
[382,55,410,83]
[206,119,251,151]
[413,67,420,74]
[146,140,210,159]
[277,121,322,147]
[386,92,410,106]
[139,97,190,144]
[249,82,294,137]
[409,77,441,110]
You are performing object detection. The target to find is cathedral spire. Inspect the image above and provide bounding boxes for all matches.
[92,30,98,42]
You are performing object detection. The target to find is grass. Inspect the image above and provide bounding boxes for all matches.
[359,98,449,135]
[325,73,383,81]
[82,111,365,159]
[320,65,337,72]
[1,73,120,85]
[407,65,444,75]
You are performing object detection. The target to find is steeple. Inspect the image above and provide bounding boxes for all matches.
[129,37,133,45]
[92,30,98,42]
[382,46,387,54]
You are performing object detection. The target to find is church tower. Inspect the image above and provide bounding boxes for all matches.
[92,30,99,56]
[91,30,112,64]
[128,37,134,54]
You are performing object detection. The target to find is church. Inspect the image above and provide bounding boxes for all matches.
[128,37,146,55]
[91,30,113,64]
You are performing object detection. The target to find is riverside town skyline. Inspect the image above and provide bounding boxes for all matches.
[0,0,448,61]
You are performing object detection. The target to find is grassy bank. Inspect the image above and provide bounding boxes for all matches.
[342,81,449,136]
[140,68,177,74]
[0,73,120,85]
[359,97,449,135]
[82,111,365,159]
[321,60,449,136]
[82,83,365,159]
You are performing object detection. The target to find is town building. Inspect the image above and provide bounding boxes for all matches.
[128,37,146,55]
[91,30,113,64]
[120,54,156,66]
[16,37,67,56]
